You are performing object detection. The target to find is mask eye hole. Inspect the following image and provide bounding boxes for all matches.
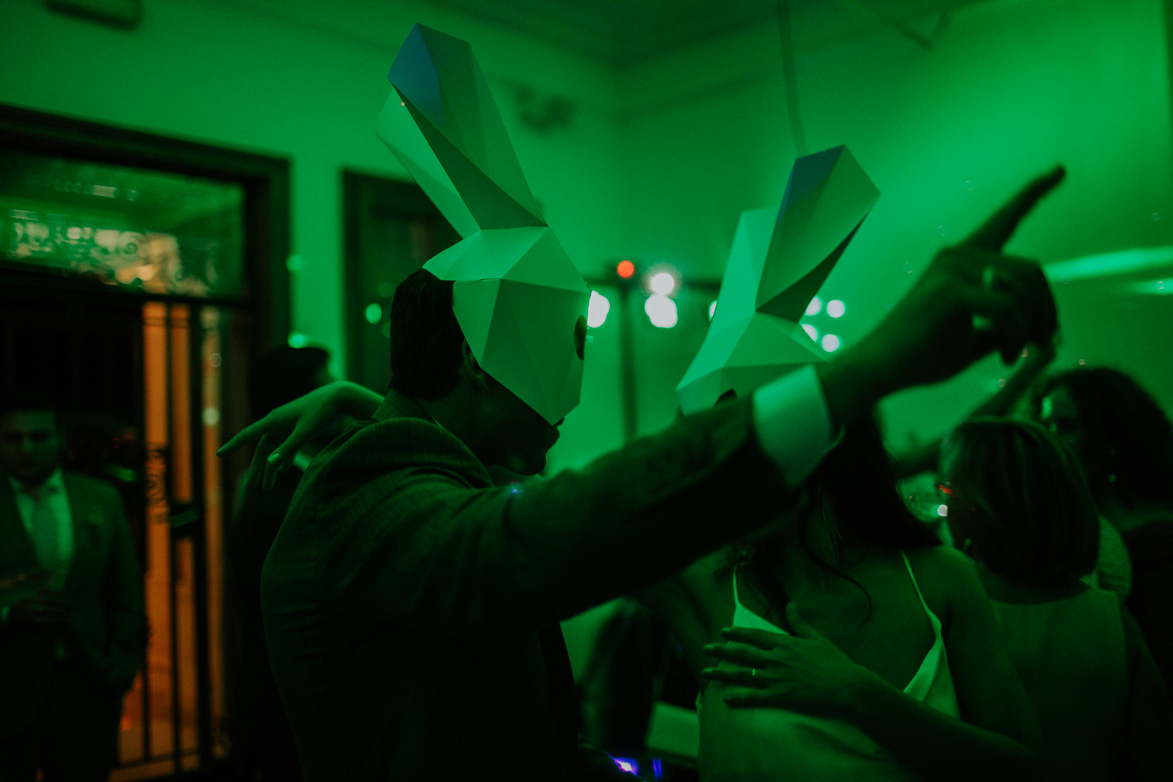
[574,316,586,360]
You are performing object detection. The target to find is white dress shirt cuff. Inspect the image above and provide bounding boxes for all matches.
[751,364,837,485]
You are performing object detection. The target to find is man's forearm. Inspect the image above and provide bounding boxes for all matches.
[814,343,897,432]
[337,381,382,419]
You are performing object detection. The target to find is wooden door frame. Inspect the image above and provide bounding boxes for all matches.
[0,104,291,777]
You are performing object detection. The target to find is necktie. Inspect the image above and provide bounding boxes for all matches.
[28,486,63,589]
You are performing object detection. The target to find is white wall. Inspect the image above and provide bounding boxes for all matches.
[0,0,628,376]
[618,0,1173,444]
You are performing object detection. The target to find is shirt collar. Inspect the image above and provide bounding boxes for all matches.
[6,467,65,497]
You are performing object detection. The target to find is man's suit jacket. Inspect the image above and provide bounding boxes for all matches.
[261,390,788,781]
[0,470,147,737]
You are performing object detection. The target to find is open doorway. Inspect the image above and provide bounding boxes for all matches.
[0,105,289,778]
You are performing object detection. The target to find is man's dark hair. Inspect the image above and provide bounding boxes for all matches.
[0,395,60,426]
[248,346,331,420]
[388,269,466,399]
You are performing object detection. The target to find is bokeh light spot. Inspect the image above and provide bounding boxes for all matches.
[827,299,845,318]
[802,323,818,341]
[617,260,635,279]
[365,302,383,324]
[645,294,678,328]
[805,296,823,316]
[650,272,676,296]
[821,334,841,352]
[587,290,611,328]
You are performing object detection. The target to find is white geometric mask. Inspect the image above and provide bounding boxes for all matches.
[677,146,879,414]
[377,24,589,425]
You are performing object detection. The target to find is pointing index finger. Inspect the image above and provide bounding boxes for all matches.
[216,420,264,457]
[960,166,1065,252]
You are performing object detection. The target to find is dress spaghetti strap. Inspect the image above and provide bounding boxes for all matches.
[900,549,933,616]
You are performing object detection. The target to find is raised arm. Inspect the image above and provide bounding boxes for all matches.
[815,166,1063,433]
[226,167,1064,486]
[218,380,382,489]
[258,169,1064,631]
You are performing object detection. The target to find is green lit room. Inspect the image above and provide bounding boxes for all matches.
[2,0,1172,780]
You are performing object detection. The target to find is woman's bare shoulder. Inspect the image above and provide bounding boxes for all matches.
[904,543,975,578]
[902,544,982,622]
[677,547,738,589]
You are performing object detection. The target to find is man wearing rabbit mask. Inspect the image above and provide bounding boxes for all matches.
[222,23,1065,782]
[378,266,584,478]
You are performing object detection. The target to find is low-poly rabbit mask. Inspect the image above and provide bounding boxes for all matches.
[677,146,879,413]
[378,24,589,426]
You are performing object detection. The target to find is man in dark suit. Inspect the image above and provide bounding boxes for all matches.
[0,400,146,781]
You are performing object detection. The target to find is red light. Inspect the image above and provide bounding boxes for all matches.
[617,260,635,279]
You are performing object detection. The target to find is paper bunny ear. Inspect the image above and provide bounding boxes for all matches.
[385,23,545,231]
[377,95,479,238]
[756,146,879,320]
[378,23,589,426]
[676,146,878,414]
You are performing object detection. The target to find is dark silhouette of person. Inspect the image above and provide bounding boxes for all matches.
[1032,367,1173,705]
[227,347,333,782]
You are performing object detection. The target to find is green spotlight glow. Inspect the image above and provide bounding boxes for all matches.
[288,332,308,348]
[365,302,383,324]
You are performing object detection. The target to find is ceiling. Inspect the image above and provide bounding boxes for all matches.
[414,0,993,67]
[218,0,997,70]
